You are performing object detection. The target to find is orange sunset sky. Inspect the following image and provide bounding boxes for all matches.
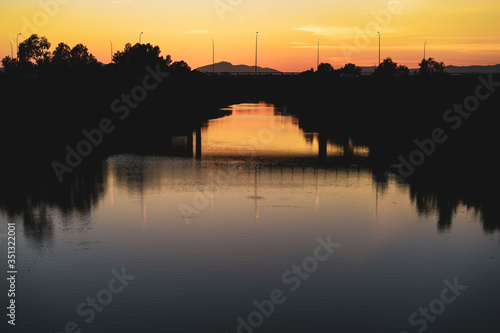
[1,0,499,71]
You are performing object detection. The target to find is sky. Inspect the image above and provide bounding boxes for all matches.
[1,0,499,71]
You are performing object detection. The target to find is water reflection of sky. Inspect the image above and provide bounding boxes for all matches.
[200,102,369,159]
[1,103,499,333]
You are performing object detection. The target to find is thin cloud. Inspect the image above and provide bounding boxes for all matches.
[294,26,357,36]
[184,30,211,34]
[291,44,339,49]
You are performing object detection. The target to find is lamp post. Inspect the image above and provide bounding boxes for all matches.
[139,32,143,44]
[109,40,113,63]
[377,31,381,66]
[211,39,215,74]
[255,31,259,75]
[317,39,320,69]
[7,41,13,58]
[424,39,428,60]
[16,33,21,59]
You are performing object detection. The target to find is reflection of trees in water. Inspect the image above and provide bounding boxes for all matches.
[108,155,161,194]
[1,107,497,254]
[406,175,498,233]
[369,168,497,233]
[289,101,497,234]
[18,203,54,251]
[0,162,107,250]
[409,186,459,232]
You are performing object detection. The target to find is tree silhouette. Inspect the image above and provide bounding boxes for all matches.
[317,62,334,73]
[113,43,172,75]
[338,63,362,76]
[374,57,409,77]
[70,44,97,66]
[1,56,18,71]
[51,42,98,70]
[52,42,71,65]
[2,38,99,75]
[18,34,51,65]
[170,60,191,75]
[419,58,446,76]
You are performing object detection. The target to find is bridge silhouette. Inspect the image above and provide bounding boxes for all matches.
[165,125,368,166]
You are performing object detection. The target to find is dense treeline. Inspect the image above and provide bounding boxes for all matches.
[1,34,195,77]
[0,36,497,235]
[2,34,446,78]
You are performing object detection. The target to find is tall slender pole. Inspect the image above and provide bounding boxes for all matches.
[16,33,21,59]
[109,40,113,63]
[424,39,428,60]
[317,39,320,69]
[7,41,13,58]
[212,39,215,74]
[377,31,380,66]
[139,32,143,44]
[255,31,258,75]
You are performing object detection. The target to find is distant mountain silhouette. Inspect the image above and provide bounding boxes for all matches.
[444,64,500,74]
[3,63,499,75]
[195,61,281,73]
[359,64,500,75]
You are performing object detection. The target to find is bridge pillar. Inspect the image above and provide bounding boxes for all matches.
[195,126,202,160]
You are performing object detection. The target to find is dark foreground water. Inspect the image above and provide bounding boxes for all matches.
[1,103,499,333]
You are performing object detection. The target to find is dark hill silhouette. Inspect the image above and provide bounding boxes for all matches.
[357,64,500,75]
[444,64,500,74]
[4,63,499,75]
[195,61,281,73]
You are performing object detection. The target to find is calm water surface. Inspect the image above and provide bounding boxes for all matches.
[1,103,499,333]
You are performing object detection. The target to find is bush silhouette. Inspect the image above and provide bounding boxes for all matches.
[374,57,409,77]
[112,43,172,75]
[419,58,446,76]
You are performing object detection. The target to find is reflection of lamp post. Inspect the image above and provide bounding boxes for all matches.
[254,167,259,222]
[211,39,215,74]
[139,32,143,44]
[377,31,380,66]
[255,31,258,75]
[7,41,13,58]
[108,40,113,63]
[16,33,21,59]
[424,39,428,60]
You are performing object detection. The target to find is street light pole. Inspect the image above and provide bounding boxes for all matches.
[255,31,259,75]
[377,31,381,66]
[7,41,13,58]
[109,40,113,63]
[424,39,428,60]
[139,32,143,44]
[16,33,21,59]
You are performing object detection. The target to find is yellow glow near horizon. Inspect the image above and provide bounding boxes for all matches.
[201,102,368,158]
[1,0,499,71]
